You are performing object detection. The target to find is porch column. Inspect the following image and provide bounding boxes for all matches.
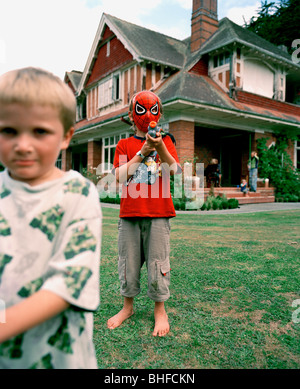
[88,140,102,170]
[169,120,195,166]
[61,148,72,171]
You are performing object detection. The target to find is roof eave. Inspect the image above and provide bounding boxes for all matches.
[162,98,300,128]
[77,13,140,95]
[200,38,300,70]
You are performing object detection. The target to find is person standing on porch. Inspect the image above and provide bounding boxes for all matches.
[249,151,259,192]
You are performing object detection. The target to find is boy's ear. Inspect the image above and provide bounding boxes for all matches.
[61,127,75,150]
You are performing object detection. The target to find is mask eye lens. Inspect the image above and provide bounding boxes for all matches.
[135,103,146,115]
[150,103,159,115]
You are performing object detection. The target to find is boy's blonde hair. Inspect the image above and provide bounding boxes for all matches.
[128,91,163,115]
[0,67,76,134]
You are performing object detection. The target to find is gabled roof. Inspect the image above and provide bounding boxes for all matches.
[65,70,82,90]
[77,13,188,94]
[199,17,298,68]
[157,70,300,127]
[105,14,187,68]
[158,71,233,109]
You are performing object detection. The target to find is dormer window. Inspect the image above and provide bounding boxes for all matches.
[213,51,230,68]
[210,51,231,91]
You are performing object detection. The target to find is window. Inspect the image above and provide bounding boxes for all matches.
[98,78,112,108]
[213,55,218,68]
[102,133,130,173]
[112,74,120,101]
[225,52,230,64]
[219,54,224,66]
[106,40,110,57]
[76,96,87,121]
[98,73,121,109]
[213,52,230,68]
[56,152,62,169]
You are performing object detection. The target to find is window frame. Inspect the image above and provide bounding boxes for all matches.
[102,132,131,173]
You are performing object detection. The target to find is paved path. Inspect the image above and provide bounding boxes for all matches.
[176,202,300,215]
[101,202,300,215]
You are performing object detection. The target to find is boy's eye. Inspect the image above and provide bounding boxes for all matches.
[135,103,146,115]
[150,103,159,115]
[0,127,17,136]
[34,128,48,135]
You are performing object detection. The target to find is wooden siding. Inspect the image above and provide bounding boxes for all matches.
[86,26,133,87]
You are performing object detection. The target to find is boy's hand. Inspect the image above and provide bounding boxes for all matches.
[141,140,156,157]
[146,130,163,150]
[140,131,162,157]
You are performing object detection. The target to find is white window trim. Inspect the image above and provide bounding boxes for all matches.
[102,132,131,173]
[98,72,122,110]
[112,72,121,102]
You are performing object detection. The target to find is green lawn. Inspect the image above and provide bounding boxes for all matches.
[94,207,300,369]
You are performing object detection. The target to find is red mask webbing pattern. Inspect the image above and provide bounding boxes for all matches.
[132,91,160,133]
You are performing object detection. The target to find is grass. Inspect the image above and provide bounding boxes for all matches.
[94,207,300,369]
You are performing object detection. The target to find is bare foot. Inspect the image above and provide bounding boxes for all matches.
[152,303,170,337]
[107,307,134,329]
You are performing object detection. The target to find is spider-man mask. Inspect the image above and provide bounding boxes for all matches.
[132,91,160,133]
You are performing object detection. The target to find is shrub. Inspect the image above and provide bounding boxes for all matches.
[200,194,238,211]
[228,198,239,209]
[221,198,229,209]
[100,193,121,204]
[257,134,300,202]
[212,198,219,210]
[200,202,206,211]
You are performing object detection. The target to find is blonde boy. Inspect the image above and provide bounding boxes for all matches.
[0,67,102,368]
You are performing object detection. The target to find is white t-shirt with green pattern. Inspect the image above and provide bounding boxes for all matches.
[0,169,102,369]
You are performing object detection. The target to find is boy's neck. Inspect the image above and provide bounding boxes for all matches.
[135,128,147,138]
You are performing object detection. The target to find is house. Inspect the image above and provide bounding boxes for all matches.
[62,0,300,197]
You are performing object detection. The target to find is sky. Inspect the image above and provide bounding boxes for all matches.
[0,0,269,80]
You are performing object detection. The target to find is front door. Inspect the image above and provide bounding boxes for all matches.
[220,134,243,187]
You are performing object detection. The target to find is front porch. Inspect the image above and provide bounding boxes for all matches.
[203,186,275,205]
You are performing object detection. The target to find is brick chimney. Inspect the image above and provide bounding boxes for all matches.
[191,0,218,52]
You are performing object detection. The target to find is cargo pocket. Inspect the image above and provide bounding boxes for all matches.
[159,259,170,286]
[155,259,171,298]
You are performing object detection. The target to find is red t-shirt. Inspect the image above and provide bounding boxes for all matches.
[113,135,180,218]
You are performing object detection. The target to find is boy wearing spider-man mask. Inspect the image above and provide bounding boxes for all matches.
[107,91,181,337]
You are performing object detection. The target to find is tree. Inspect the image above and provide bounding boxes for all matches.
[245,0,300,54]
